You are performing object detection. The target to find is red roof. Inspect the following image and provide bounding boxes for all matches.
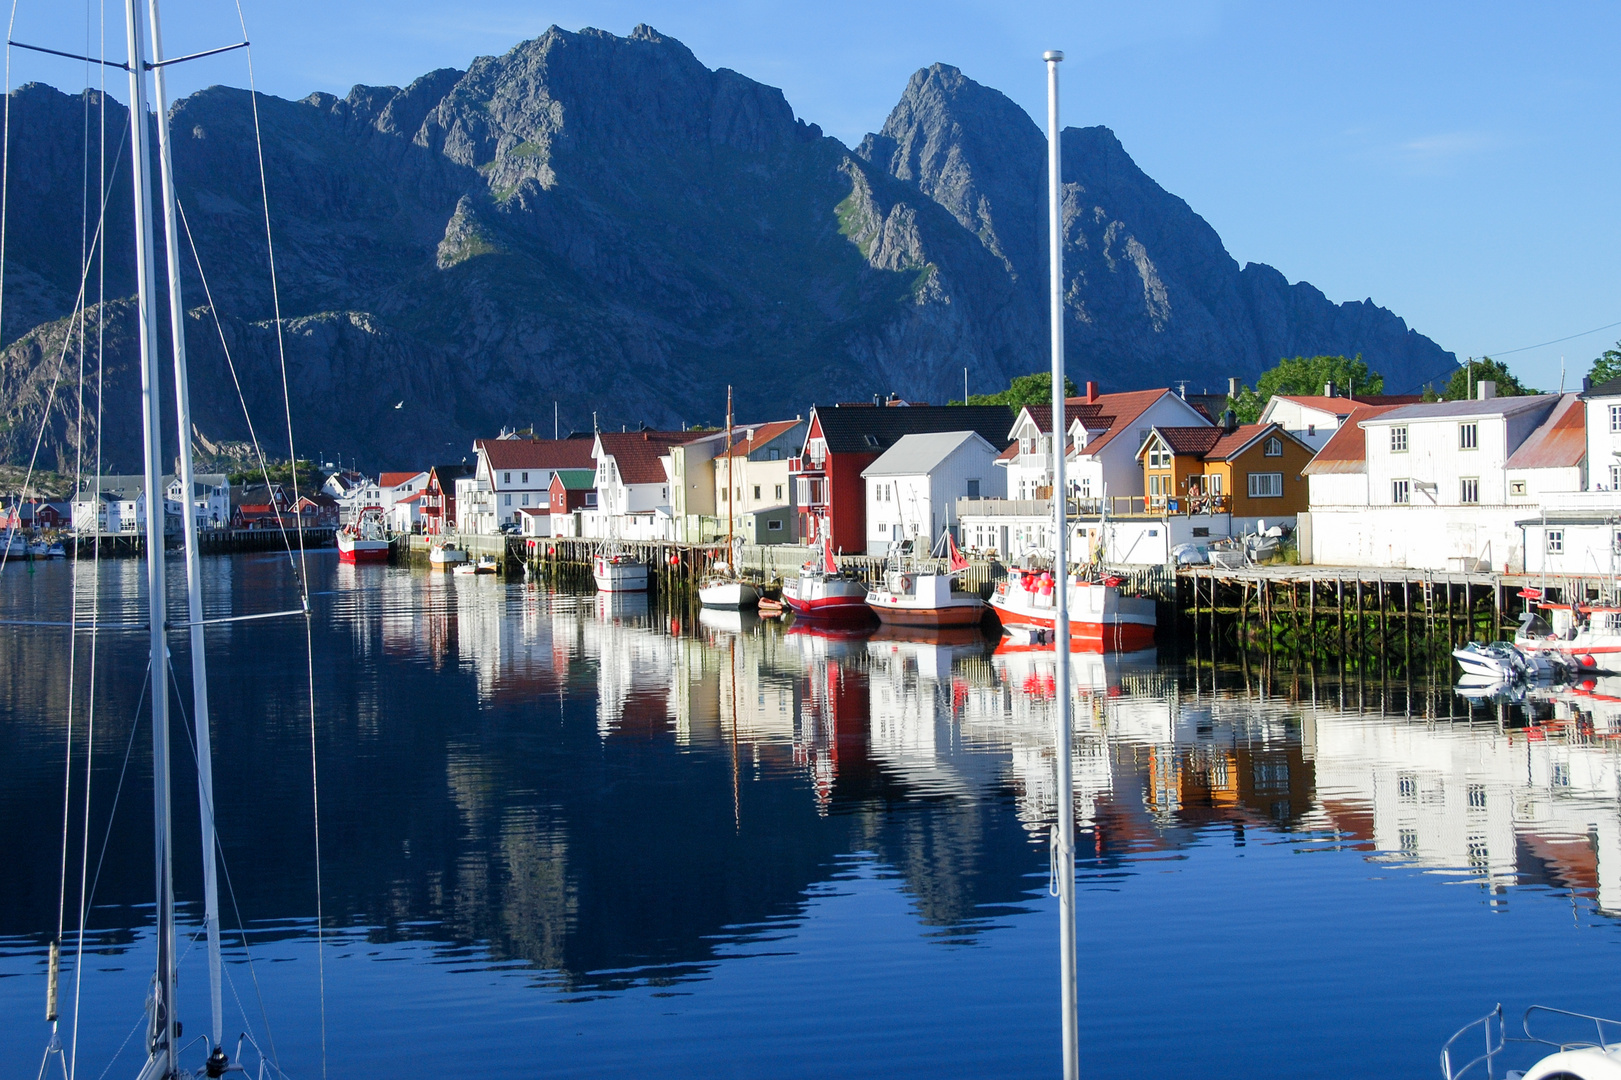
[395,491,423,504]
[378,471,424,488]
[722,419,803,458]
[1300,404,1405,475]
[1506,392,1586,470]
[476,438,597,472]
[1269,394,1423,414]
[597,431,688,485]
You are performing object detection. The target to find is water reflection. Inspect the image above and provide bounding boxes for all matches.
[2,557,1620,1075]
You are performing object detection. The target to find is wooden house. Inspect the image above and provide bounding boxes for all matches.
[1135,420,1314,517]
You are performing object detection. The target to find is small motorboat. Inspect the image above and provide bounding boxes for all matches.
[428,540,469,567]
[453,555,498,576]
[699,562,760,609]
[756,597,785,617]
[1452,641,1526,682]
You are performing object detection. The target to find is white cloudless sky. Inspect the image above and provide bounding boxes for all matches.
[12,0,1620,391]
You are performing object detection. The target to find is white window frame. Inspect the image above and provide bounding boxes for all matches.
[1547,529,1564,554]
[1610,464,1621,491]
[1390,427,1408,453]
[1392,479,1410,504]
[1248,472,1283,498]
[1459,423,1478,450]
[1510,479,1528,497]
[1264,437,1282,457]
[1611,404,1621,434]
[1459,477,1479,504]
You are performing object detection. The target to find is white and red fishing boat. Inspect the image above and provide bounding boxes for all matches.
[990,567,1156,651]
[865,532,987,628]
[594,547,648,592]
[1515,591,1621,672]
[336,508,391,563]
[782,539,869,618]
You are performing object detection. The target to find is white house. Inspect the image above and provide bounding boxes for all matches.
[585,430,688,540]
[163,474,231,530]
[1303,385,1585,570]
[1259,388,1423,452]
[71,475,184,536]
[861,431,1004,555]
[463,437,597,534]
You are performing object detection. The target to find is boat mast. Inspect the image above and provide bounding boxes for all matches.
[725,386,734,566]
[147,0,226,1062]
[1043,47,1080,1080]
[124,0,177,1072]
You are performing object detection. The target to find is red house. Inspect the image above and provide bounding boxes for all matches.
[421,463,474,535]
[789,403,1014,553]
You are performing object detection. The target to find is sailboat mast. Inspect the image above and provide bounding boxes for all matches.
[124,0,177,1071]
[1043,47,1080,1080]
[725,386,734,555]
[147,0,225,1055]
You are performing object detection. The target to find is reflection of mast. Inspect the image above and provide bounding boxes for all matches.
[730,635,740,832]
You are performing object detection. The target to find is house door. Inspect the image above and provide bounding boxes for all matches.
[1000,526,1009,558]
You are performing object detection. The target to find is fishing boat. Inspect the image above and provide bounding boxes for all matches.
[428,538,469,567]
[1514,599,1621,672]
[336,507,391,563]
[781,539,869,618]
[700,386,760,609]
[593,547,648,592]
[25,537,65,559]
[990,567,1156,651]
[865,531,987,627]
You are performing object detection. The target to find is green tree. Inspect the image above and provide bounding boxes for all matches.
[1589,340,1621,387]
[958,370,1079,407]
[1439,356,1535,401]
[1223,354,1383,423]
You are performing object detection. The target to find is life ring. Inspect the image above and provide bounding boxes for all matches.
[899,574,913,592]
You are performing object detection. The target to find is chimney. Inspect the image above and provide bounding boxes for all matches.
[1583,376,1592,393]
[1477,380,1497,400]
[1222,409,1238,434]
[1085,381,1098,404]
[1323,381,1336,398]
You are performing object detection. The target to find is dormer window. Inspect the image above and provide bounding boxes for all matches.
[1147,443,1172,469]
[864,435,881,449]
[1264,437,1282,457]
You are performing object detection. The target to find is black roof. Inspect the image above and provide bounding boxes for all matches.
[1584,376,1621,399]
[809,404,1016,456]
[428,463,475,479]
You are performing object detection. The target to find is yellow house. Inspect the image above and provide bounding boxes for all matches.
[1135,421,1313,517]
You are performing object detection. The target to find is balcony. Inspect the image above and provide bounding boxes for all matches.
[788,455,825,476]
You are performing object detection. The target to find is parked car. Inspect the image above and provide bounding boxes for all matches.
[498,521,520,535]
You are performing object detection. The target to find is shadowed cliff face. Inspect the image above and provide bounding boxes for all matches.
[0,29,1452,471]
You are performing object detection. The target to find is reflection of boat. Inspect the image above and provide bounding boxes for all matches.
[1452,640,1563,682]
[782,540,869,618]
[337,507,391,563]
[594,550,648,592]
[989,568,1156,651]
[453,555,499,576]
[869,624,986,648]
[699,606,761,635]
[428,539,469,567]
[594,589,650,621]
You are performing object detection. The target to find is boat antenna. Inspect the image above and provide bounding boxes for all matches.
[1044,46,1080,1080]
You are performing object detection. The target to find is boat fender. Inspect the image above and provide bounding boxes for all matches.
[1580,654,1597,668]
[899,574,913,592]
[668,552,680,567]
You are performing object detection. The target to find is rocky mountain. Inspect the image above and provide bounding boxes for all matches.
[0,25,1454,471]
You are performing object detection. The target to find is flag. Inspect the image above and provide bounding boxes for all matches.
[823,539,838,575]
[946,532,969,574]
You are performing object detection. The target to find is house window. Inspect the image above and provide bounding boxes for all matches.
[521,493,530,506]
[1611,405,1621,433]
[585,493,597,507]
[1613,529,1621,556]
[967,479,980,497]
[1459,423,1477,450]
[521,471,529,483]
[768,449,780,461]
[1510,479,1527,497]
[767,519,783,531]
[1147,445,1171,469]
[1390,427,1407,452]
[1248,472,1283,498]
[1392,479,1410,504]
[1209,474,1222,495]
[662,487,668,499]
[721,488,729,502]
[504,494,512,507]
[1307,424,1316,437]
[863,435,881,448]
[775,484,784,500]
[1264,437,1282,457]
[503,471,511,483]
[1459,478,1479,504]
[1611,464,1621,490]
[1547,529,1564,554]
[1079,478,1091,498]
[753,485,761,500]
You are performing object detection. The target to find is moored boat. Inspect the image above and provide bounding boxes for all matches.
[989,568,1156,651]
[594,550,648,592]
[453,555,499,576]
[428,539,469,567]
[1441,1005,1621,1080]
[782,540,869,618]
[865,532,986,627]
[337,508,391,563]
[1514,603,1621,672]
[698,572,760,609]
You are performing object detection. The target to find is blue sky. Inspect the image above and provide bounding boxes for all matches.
[14,0,1619,391]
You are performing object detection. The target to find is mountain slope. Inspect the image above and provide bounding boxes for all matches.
[0,28,1454,470]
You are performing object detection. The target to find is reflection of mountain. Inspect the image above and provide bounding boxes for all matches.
[4,561,1621,996]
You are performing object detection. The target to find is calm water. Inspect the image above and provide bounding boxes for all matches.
[2,553,1620,1078]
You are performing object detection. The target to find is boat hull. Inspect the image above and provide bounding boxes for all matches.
[337,536,390,563]
[989,605,1157,651]
[782,575,870,618]
[989,577,1157,651]
[594,557,648,593]
[866,598,986,627]
[699,579,760,609]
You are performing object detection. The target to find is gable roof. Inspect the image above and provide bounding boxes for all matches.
[1266,393,1424,416]
[1141,427,1222,458]
[861,431,996,477]
[1583,376,1621,398]
[1362,394,1562,424]
[1301,404,1405,475]
[722,419,805,458]
[808,404,1014,457]
[549,468,596,491]
[377,471,425,488]
[596,431,688,485]
[476,438,597,472]
[1505,392,1586,470]
[427,463,474,483]
[1138,423,1298,463]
